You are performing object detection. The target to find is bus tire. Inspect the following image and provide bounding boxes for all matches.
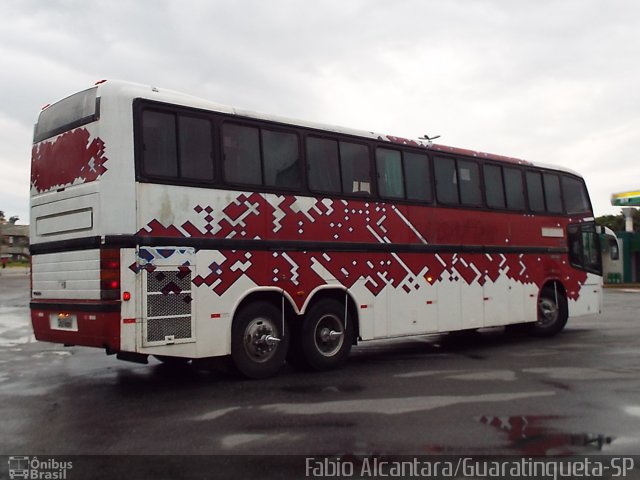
[532,287,568,337]
[231,301,289,379]
[300,299,354,371]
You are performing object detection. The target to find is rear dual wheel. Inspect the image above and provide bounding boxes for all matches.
[231,301,289,379]
[295,299,354,371]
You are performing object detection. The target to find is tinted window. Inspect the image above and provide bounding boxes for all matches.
[262,129,300,189]
[543,173,563,214]
[404,152,432,202]
[35,87,99,142]
[222,124,261,185]
[526,171,545,212]
[340,141,371,195]
[562,176,591,214]
[582,226,601,273]
[484,164,506,209]
[179,116,213,181]
[568,223,602,275]
[458,160,481,206]
[376,148,404,199]
[503,167,525,210]
[142,110,178,177]
[435,157,459,204]
[307,137,340,193]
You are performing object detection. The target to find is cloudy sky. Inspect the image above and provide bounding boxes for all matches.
[2,0,639,223]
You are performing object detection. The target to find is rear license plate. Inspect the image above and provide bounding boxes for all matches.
[50,313,78,331]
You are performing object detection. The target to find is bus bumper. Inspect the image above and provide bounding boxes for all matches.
[30,301,121,351]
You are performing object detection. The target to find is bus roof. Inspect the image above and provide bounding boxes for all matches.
[51,79,582,177]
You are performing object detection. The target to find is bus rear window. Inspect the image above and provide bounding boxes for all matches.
[34,87,99,143]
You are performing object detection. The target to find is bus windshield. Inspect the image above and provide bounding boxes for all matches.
[34,87,99,142]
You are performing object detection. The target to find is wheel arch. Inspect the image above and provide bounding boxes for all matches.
[231,287,298,331]
[539,278,568,304]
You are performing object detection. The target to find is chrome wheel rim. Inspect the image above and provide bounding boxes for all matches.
[243,317,279,363]
[537,297,558,327]
[314,314,344,357]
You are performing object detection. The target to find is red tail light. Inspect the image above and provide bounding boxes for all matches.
[100,249,120,300]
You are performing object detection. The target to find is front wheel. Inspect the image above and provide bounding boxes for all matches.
[231,301,289,379]
[532,287,568,337]
[299,299,354,371]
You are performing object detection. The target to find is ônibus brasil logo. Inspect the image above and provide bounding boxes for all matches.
[8,457,73,479]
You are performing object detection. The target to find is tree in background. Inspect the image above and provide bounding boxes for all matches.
[596,209,640,232]
[0,212,20,224]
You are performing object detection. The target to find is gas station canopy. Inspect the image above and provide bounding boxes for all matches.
[611,191,640,207]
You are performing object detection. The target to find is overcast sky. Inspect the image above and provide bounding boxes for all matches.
[2,0,639,223]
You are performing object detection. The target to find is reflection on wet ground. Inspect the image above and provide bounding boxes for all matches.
[419,415,614,455]
[476,415,612,455]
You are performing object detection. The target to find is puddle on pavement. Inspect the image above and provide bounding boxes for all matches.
[426,415,614,455]
[478,415,613,454]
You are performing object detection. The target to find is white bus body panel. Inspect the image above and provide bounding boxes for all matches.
[32,250,101,300]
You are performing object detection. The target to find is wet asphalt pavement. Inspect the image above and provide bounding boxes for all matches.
[1,271,640,457]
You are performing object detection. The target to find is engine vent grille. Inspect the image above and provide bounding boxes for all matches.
[144,267,194,346]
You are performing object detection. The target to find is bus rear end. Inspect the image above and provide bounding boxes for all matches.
[29,83,131,355]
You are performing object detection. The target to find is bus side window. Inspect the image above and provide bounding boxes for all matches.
[568,223,602,275]
[142,110,178,178]
[582,226,601,272]
[262,129,301,189]
[339,141,371,195]
[179,116,214,181]
[526,171,545,212]
[434,157,459,205]
[503,167,525,210]
[307,137,341,194]
[484,164,506,209]
[222,123,262,185]
[404,152,432,202]
[376,148,404,199]
[458,160,481,206]
[543,173,563,213]
[562,176,591,214]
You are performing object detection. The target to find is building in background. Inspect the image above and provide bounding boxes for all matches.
[0,223,30,262]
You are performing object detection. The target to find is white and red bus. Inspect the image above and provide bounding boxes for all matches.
[30,80,610,378]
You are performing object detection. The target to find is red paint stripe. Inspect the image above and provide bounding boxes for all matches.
[123,318,136,324]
